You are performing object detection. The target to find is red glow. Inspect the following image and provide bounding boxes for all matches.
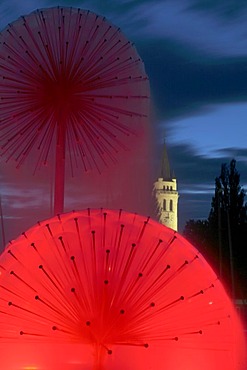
[0,209,246,369]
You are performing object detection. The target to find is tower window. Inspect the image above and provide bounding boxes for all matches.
[163,199,166,211]
[170,199,173,211]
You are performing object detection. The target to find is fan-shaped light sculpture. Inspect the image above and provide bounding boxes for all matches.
[0,209,245,369]
[0,7,150,214]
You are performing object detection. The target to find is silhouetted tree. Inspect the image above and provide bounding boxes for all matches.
[183,219,219,271]
[209,159,246,230]
[208,159,247,297]
[183,159,247,297]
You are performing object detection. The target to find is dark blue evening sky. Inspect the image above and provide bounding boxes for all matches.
[1,0,247,246]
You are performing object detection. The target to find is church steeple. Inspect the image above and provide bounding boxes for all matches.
[154,142,179,231]
[160,140,171,180]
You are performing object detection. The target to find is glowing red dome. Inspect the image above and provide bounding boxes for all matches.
[0,209,245,369]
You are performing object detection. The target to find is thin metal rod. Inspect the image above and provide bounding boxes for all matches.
[227,209,235,300]
[218,196,222,278]
[54,123,66,215]
[0,195,6,248]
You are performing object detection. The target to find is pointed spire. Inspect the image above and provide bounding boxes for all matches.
[161,141,172,180]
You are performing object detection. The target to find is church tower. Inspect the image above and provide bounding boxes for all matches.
[154,143,179,231]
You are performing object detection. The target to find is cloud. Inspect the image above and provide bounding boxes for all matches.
[163,142,247,229]
[188,0,247,19]
[3,0,247,58]
[137,38,247,121]
[0,0,47,30]
[163,103,247,158]
[1,0,247,238]
[2,0,247,125]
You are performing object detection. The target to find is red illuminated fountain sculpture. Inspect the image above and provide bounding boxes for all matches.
[0,6,149,214]
[0,6,246,370]
[0,208,246,369]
